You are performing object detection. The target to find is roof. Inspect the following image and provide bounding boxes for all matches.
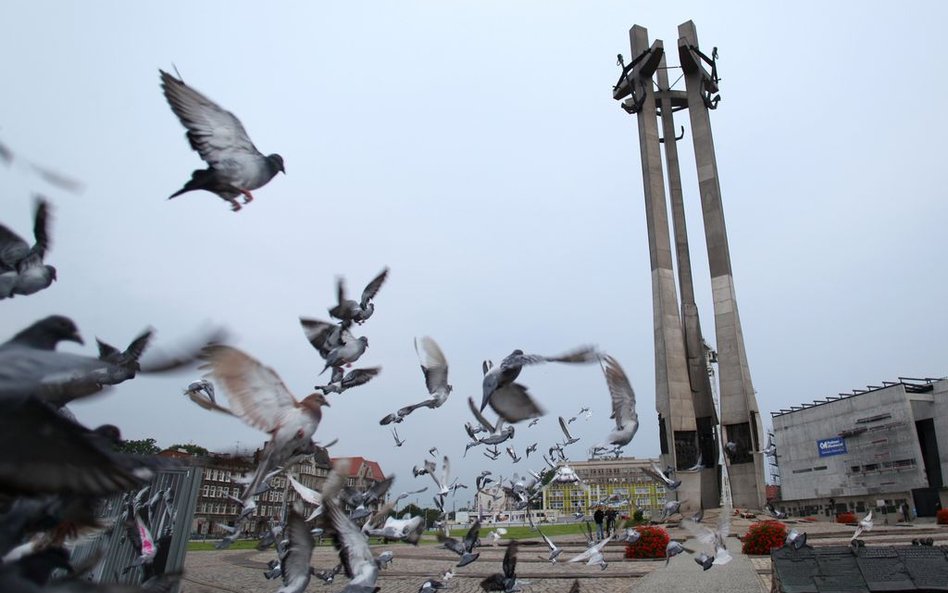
[331,456,385,480]
[770,377,942,418]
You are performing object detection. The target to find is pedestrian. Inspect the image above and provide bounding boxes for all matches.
[606,508,617,537]
[593,506,605,540]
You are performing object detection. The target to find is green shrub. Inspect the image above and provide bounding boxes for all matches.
[742,520,787,555]
[633,509,644,523]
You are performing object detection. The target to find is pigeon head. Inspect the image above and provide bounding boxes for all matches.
[267,154,286,174]
[9,314,83,349]
[301,392,330,411]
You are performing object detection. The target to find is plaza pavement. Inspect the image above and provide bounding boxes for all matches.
[181,512,947,593]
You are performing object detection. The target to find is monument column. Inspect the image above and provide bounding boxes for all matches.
[655,57,721,510]
[677,20,765,509]
[615,26,701,509]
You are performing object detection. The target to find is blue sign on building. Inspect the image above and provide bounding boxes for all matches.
[817,437,847,457]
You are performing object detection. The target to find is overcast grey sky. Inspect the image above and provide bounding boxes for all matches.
[2,2,946,504]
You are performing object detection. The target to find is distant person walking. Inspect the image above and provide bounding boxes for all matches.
[605,508,617,537]
[593,507,605,540]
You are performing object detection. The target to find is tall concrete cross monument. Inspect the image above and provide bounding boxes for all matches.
[613,21,766,510]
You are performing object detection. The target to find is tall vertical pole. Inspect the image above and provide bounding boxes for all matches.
[678,20,765,509]
[621,26,702,512]
[655,56,721,510]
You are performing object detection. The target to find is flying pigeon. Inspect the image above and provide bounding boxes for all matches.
[785,529,807,550]
[480,345,599,418]
[591,355,639,450]
[568,534,612,570]
[0,196,55,299]
[0,395,162,496]
[643,462,681,490]
[480,540,520,592]
[198,345,329,500]
[526,513,561,563]
[659,499,684,521]
[322,464,380,593]
[681,506,732,565]
[438,520,481,567]
[558,417,581,445]
[329,268,389,325]
[287,475,323,522]
[467,397,515,446]
[527,418,540,428]
[321,334,370,376]
[851,510,873,541]
[160,69,285,212]
[665,541,690,565]
[392,427,405,447]
[316,367,381,394]
[525,443,537,458]
[694,552,714,571]
[342,476,394,521]
[394,336,452,418]
[184,379,233,415]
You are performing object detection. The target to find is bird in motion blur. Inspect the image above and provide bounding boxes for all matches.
[0,196,56,299]
[160,69,285,212]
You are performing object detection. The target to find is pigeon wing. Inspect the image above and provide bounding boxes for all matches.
[559,416,574,440]
[468,397,496,432]
[0,396,153,496]
[28,197,51,260]
[280,506,315,593]
[287,475,322,506]
[489,383,544,423]
[159,70,262,166]
[0,222,29,271]
[503,540,518,579]
[199,345,299,432]
[360,267,389,308]
[463,520,481,552]
[299,318,338,359]
[602,355,638,432]
[415,336,449,395]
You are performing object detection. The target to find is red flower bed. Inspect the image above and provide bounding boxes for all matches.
[937,509,948,525]
[624,525,670,559]
[836,512,856,524]
[742,520,787,555]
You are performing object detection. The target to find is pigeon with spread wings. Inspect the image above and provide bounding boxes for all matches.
[393,336,452,419]
[590,355,639,452]
[329,268,389,326]
[160,70,284,212]
[0,196,55,299]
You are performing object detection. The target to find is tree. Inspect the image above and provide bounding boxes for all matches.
[116,438,161,455]
[168,443,209,456]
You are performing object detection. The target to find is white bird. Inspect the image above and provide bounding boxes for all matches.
[558,417,581,445]
[429,456,452,497]
[527,513,561,563]
[394,336,452,418]
[643,462,681,490]
[568,534,612,570]
[591,355,639,450]
[681,506,732,566]
[851,510,873,541]
[287,474,323,521]
[392,427,405,447]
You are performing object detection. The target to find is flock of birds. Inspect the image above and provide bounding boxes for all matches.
[0,67,862,593]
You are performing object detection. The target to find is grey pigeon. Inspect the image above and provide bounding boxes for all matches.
[323,464,380,593]
[590,355,639,451]
[329,268,389,325]
[160,69,284,212]
[321,335,369,375]
[526,512,561,563]
[317,367,381,394]
[643,462,681,490]
[394,336,452,418]
[0,196,55,299]
[694,552,714,570]
[480,540,520,592]
[665,541,689,565]
[1,315,82,351]
[681,506,732,565]
[558,417,580,445]
[391,427,405,447]
[300,318,351,361]
[467,397,515,446]
[480,346,600,417]
[274,505,314,593]
[785,529,807,550]
[0,395,162,496]
[438,520,480,567]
